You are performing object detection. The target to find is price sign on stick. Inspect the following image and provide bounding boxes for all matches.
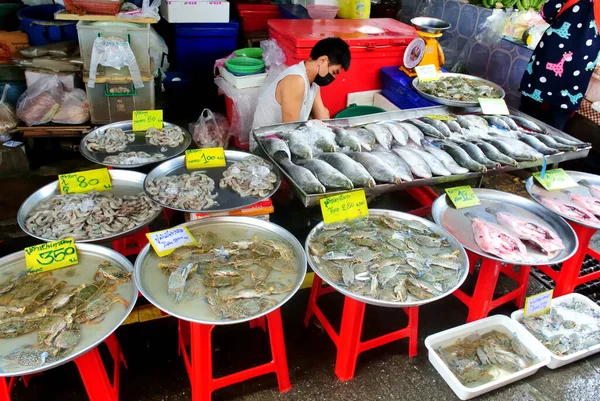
[185,148,226,169]
[415,64,439,82]
[59,168,112,194]
[25,238,78,274]
[533,168,578,191]
[524,289,553,317]
[146,227,197,257]
[478,98,510,115]
[320,190,368,225]
[445,186,480,209]
[132,110,163,131]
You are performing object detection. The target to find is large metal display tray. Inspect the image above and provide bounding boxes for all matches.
[253,106,590,207]
[412,73,506,107]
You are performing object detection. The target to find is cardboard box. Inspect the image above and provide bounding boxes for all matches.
[0,32,29,65]
[161,1,230,23]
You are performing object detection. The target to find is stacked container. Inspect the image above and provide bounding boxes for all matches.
[77,21,155,124]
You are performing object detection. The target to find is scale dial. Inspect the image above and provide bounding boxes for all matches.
[403,37,426,70]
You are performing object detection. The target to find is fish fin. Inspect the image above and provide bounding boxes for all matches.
[484,207,497,216]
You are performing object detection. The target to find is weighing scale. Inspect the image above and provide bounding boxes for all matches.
[401,17,451,77]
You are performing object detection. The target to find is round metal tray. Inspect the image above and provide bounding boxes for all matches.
[526,170,600,230]
[0,244,137,378]
[412,73,506,107]
[18,169,162,243]
[143,151,281,213]
[134,216,307,325]
[305,209,469,308]
[431,189,578,266]
[80,121,192,169]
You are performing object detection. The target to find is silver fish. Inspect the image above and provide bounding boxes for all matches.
[397,122,425,143]
[442,119,463,133]
[463,115,489,130]
[421,117,453,137]
[313,131,336,152]
[391,147,433,178]
[533,134,577,152]
[482,115,510,130]
[297,159,354,190]
[319,153,376,188]
[261,137,291,160]
[453,115,475,130]
[509,115,545,133]
[516,133,560,155]
[484,138,539,161]
[369,151,414,182]
[454,140,500,169]
[347,127,376,151]
[283,132,312,159]
[474,141,518,166]
[333,127,361,151]
[422,142,469,174]
[406,119,445,139]
[383,122,409,146]
[365,124,393,150]
[438,142,487,173]
[279,159,325,194]
[404,144,452,176]
[348,152,401,184]
[495,116,519,130]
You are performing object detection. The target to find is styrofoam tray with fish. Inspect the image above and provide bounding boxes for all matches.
[305,209,469,308]
[526,170,600,230]
[80,121,192,169]
[134,217,307,325]
[144,151,281,213]
[0,244,137,378]
[511,293,600,369]
[431,189,578,266]
[412,73,506,108]
[425,315,550,400]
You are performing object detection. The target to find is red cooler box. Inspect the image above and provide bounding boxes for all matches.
[268,18,417,116]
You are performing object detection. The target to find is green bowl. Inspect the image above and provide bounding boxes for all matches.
[234,48,263,59]
[335,104,386,118]
[226,57,265,74]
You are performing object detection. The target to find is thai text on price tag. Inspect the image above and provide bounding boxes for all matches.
[25,238,78,274]
[146,227,197,257]
[532,168,578,191]
[59,168,112,194]
[320,190,368,225]
[185,148,226,169]
[524,289,553,317]
[415,64,439,82]
[478,98,509,115]
[445,185,480,209]
[425,115,456,121]
[132,110,163,131]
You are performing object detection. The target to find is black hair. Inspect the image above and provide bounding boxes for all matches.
[310,37,351,71]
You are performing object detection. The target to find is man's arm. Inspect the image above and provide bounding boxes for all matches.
[311,90,330,120]
[276,75,305,123]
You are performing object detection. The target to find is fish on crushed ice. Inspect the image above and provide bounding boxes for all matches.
[348,152,401,184]
[297,159,354,190]
[391,147,432,179]
[318,153,376,188]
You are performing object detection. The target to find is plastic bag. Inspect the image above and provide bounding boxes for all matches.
[0,85,18,135]
[88,37,144,89]
[19,42,79,59]
[213,52,236,77]
[17,76,64,126]
[260,40,287,87]
[52,89,89,125]
[118,0,161,21]
[191,108,231,148]
[150,28,169,77]
[12,57,81,73]
[476,9,511,49]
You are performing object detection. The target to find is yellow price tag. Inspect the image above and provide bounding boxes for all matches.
[524,289,553,317]
[478,98,509,115]
[25,238,78,275]
[445,185,480,209]
[132,110,163,131]
[185,148,226,169]
[146,227,197,257]
[425,115,456,121]
[415,64,439,82]
[59,168,112,194]
[533,168,578,191]
[320,190,368,225]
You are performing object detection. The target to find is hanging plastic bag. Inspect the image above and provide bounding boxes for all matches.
[118,0,161,21]
[88,37,144,89]
[260,39,287,86]
[17,76,64,126]
[0,85,18,135]
[476,9,511,49]
[191,109,230,148]
[52,89,90,125]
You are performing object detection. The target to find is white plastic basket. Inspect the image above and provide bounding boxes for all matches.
[218,67,267,90]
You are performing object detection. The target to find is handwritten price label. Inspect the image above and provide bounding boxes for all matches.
[445,185,480,209]
[415,64,439,82]
[59,168,112,194]
[25,238,78,274]
[478,98,509,115]
[146,227,197,257]
[132,110,163,131]
[524,289,553,317]
[185,148,226,169]
[533,168,578,191]
[320,190,368,225]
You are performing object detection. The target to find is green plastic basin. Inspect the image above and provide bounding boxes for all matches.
[335,104,386,119]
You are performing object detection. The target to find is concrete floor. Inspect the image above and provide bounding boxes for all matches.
[2,157,600,401]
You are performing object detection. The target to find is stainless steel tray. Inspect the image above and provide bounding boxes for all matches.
[144,151,281,213]
[526,170,600,230]
[0,244,137,378]
[133,217,307,325]
[80,121,192,169]
[431,188,578,265]
[305,209,469,308]
[412,73,506,107]
[253,106,590,207]
[18,169,162,243]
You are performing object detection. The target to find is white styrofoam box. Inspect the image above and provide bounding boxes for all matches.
[425,315,550,400]
[219,67,267,89]
[373,92,400,112]
[347,89,379,107]
[511,293,600,369]
[25,70,78,91]
[161,0,229,23]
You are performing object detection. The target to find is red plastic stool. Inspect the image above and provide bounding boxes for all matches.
[304,275,419,381]
[453,250,531,323]
[406,186,439,217]
[177,309,291,401]
[112,227,150,256]
[535,219,600,297]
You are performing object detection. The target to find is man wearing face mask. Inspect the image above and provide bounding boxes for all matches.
[252,37,351,131]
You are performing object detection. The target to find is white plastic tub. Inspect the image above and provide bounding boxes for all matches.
[425,315,550,400]
[218,66,266,89]
[511,293,600,369]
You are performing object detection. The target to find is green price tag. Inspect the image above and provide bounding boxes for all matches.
[445,185,480,209]
[532,168,578,191]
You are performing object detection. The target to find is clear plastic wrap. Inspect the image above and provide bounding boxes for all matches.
[19,41,79,59]
[12,57,81,73]
[117,0,161,21]
[0,85,18,135]
[52,89,90,125]
[261,39,287,87]
[88,37,144,89]
[191,108,231,148]
[476,9,511,49]
[16,76,64,126]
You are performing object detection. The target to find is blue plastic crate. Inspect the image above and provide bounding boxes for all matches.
[380,66,437,110]
[0,82,26,107]
[174,21,239,73]
[279,5,310,19]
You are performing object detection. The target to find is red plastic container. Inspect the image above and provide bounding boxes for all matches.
[268,18,418,116]
[237,4,280,32]
[67,0,123,15]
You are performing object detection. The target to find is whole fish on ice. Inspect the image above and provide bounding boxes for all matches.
[364,124,393,150]
[319,153,376,188]
[382,122,409,146]
[422,142,469,174]
[297,159,354,190]
[404,143,451,176]
[396,122,424,143]
[391,147,432,179]
[369,151,414,182]
[348,152,401,184]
